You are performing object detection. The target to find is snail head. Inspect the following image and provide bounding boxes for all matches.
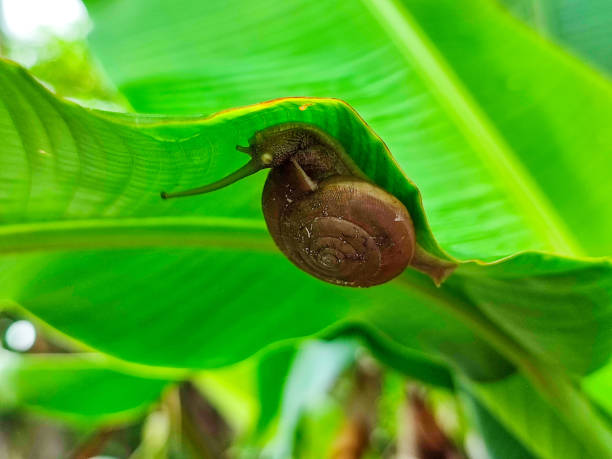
[160,125,314,199]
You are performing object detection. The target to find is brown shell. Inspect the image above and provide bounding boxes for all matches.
[262,169,416,287]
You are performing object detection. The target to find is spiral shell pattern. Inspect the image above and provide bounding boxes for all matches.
[263,176,416,287]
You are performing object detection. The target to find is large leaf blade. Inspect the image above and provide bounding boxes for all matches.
[2,60,612,454]
[459,374,589,459]
[3,59,607,379]
[3,0,612,448]
[84,0,612,257]
[0,59,501,377]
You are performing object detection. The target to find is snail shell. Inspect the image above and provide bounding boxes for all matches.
[251,124,416,286]
[263,169,415,287]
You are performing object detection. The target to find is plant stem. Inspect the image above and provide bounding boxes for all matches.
[70,428,116,459]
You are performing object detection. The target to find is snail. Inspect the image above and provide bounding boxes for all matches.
[162,123,455,287]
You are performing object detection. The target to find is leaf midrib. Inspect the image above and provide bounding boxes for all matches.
[0,217,274,254]
[360,0,583,257]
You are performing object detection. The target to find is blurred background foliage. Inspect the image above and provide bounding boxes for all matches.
[0,309,473,458]
[0,0,611,457]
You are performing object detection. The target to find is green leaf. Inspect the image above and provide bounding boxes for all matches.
[1,47,612,454]
[256,344,297,436]
[455,253,612,375]
[460,389,536,459]
[328,324,454,389]
[0,58,502,381]
[583,361,612,418]
[85,0,612,258]
[3,0,612,451]
[0,349,170,425]
[460,374,598,459]
[501,0,612,75]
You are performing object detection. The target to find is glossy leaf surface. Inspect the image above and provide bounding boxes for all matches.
[2,0,612,453]
[1,58,612,455]
[0,59,493,375]
[85,0,612,258]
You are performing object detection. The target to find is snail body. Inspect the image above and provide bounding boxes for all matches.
[162,123,451,287]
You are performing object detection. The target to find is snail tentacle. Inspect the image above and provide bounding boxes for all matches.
[235,145,251,154]
[161,158,263,199]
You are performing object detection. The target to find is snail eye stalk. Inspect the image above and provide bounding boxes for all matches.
[161,159,263,199]
[161,143,273,199]
[161,159,264,199]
